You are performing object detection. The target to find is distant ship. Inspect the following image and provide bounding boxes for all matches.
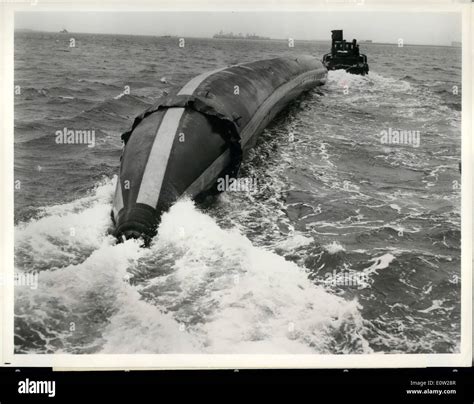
[451,41,461,47]
[59,29,68,33]
[361,40,372,43]
[213,31,270,40]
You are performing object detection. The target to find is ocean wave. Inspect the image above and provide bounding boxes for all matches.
[13,36,462,355]
[14,177,370,354]
[15,94,151,145]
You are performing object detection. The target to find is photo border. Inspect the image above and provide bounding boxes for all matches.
[1,0,471,369]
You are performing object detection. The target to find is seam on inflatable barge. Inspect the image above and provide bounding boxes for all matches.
[121,94,241,144]
[183,67,326,198]
[115,64,326,216]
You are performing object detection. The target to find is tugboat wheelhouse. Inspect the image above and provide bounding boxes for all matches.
[322,30,369,76]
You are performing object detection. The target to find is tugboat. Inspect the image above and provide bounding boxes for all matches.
[322,30,369,75]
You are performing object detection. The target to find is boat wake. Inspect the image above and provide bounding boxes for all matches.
[14,177,371,354]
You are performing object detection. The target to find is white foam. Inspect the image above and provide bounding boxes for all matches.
[139,199,370,353]
[15,181,370,354]
[418,299,445,314]
[275,234,313,251]
[389,204,401,213]
[357,253,397,286]
[15,178,117,272]
[323,241,346,255]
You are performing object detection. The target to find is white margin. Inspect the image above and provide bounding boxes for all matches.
[0,0,472,369]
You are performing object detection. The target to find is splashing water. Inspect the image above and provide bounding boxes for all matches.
[15,177,370,354]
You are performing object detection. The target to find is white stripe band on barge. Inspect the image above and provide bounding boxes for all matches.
[135,66,228,208]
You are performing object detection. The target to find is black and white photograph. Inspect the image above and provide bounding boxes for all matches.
[2,1,471,369]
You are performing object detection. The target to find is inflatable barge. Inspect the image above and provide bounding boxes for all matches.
[112,56,327,242]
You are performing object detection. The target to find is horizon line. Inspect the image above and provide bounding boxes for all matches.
[14,28,461,47]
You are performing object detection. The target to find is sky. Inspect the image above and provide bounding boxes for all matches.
[15,11,462,46]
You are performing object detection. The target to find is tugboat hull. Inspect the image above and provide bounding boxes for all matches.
[322,29,369,76]
[322,57,369,76]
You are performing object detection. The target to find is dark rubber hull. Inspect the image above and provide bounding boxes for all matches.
[112,56,327,241]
